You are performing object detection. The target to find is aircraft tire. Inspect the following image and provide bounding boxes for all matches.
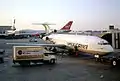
[95,58,104,63]
[111,59,118,67]
[49,59,56,64]
[95,58,99,62]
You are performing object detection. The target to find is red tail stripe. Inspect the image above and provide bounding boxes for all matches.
[60,21,73,30]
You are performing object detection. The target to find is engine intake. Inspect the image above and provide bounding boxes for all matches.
[53,29,57,33]
[46,37,49,40]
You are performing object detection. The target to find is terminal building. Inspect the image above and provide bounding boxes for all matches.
[0,26,11,35]
[0,26,15,37]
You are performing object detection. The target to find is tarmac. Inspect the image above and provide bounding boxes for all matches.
[0,38,120,81]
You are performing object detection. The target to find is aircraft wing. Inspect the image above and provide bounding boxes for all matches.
[6,43,66,47]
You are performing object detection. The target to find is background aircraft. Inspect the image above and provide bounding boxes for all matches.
[32,21,73,36]
[14,21,73,38]
[52,21,73,33]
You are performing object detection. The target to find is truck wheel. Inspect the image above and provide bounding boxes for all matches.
[49,59,56,64]
[19,62,30,66]
[0,58,4,63]
[111,59,117,67]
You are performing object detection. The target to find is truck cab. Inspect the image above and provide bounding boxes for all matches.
[101,52,120,67]
[12,46,57,66]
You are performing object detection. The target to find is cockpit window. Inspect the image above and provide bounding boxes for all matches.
[103,43,109,45]
[98,42,109,45]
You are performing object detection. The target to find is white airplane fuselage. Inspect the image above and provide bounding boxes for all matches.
[43,34,114,56]
[55,30,71,33]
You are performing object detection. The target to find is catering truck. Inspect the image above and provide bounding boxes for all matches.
[12,46,57,66]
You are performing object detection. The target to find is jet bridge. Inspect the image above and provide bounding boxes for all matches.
[99,30,120,49]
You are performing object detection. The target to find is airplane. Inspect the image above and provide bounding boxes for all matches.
[7,32,114,60]
[32,21,73,35]
[13,21,73,39]
[42,34,114,58]
[52,21,73,33]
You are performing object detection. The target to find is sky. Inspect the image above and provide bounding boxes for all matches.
[0,0,120,31]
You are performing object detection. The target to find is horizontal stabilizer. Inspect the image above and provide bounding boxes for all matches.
[32,23,56,25]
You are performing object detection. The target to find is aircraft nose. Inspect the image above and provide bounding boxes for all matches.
[107,45,114,52]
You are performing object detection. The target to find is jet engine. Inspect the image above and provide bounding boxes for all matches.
[45,37,49,41]
[53,29,57,33]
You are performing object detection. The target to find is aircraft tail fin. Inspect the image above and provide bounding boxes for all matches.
[60,21,73,30]
[12,18,16,31]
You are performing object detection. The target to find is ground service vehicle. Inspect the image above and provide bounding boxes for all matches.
[101,51,120,67]
[29,38,38,42]
[12,46,57,66]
